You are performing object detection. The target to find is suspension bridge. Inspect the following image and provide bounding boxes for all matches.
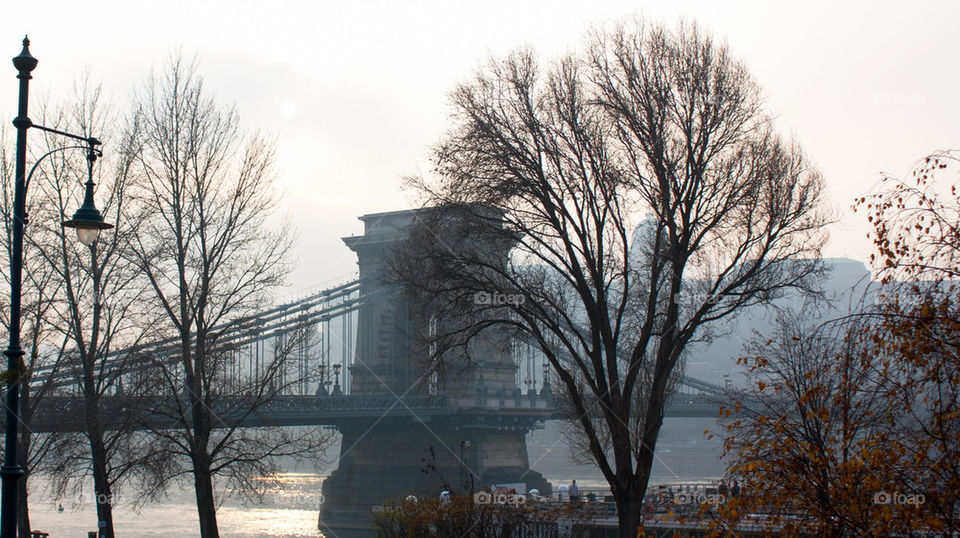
[12,208,742,533]
[20,274,734,433]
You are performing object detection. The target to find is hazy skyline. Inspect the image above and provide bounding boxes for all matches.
[3,0,958,294]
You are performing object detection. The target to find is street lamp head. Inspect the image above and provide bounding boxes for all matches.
[12,36,37,75]
[333,363,341,375]
[62,179,113,246]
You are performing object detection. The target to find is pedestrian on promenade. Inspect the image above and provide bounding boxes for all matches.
[731,480,740,498]
[568,480,579,503]
[718,480,728,497]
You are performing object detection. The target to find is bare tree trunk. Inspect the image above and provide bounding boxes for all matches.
[16,382,32,538]
[628,423,662,538]
[15,429,29,538]
[192,455,218,538]
[88,433,114,538]
[613,482,643,538]
[16,479,28,538]
[185,365,218,538]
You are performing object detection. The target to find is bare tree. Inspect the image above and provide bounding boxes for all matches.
[0,125,71,538]
[127,54,329,538]
[24,78,172,538]
[398,19,827,538]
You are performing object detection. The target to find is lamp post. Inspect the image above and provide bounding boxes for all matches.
[459,440,471,494]
[2,37,113,538]
[539,360,551,399]
[331,363,342,395]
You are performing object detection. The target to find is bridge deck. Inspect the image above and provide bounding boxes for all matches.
[14,393,729,433]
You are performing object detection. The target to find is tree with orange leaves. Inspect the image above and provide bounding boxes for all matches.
[715,312,915,537]
[861,150,960,282]
[715,151,960,536]
[858,150,960,533]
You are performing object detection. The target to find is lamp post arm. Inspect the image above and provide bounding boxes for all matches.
[22,120,100,148]
[22,144,89,198]
[17,117,103,200]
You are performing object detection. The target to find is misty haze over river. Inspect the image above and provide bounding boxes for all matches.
[28,417,722,536]
[28,259,870,536]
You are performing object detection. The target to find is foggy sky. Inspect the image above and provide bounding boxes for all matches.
[2,0,958,295]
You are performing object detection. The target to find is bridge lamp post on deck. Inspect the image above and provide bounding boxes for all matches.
[459,440,471,494]
[2,37,114,538]
[331,363,342,395]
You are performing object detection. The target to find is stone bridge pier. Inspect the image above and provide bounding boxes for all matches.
[319,209,551,534]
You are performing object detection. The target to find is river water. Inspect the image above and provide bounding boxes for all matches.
[29,472,326,537]
[28,418,724,536]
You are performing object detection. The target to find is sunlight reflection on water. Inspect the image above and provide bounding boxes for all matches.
[29,473,328,537]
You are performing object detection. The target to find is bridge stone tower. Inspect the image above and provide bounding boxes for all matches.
[319,209,551,535]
